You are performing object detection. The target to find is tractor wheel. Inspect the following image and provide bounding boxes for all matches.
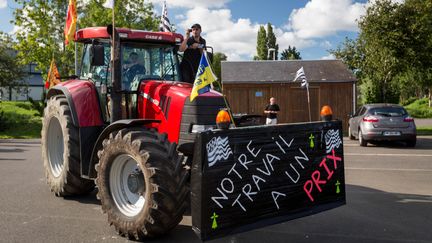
[96,128,188,240]
[41,96,95,196]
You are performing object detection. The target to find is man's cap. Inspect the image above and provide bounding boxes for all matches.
[191,23,201,29]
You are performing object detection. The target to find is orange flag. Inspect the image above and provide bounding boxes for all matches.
[45,58,61,89]
[64,0,77,45]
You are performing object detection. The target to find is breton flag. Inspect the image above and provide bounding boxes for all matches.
[45,58,61,89]
[159,1,172,32]
[293,66,309,88]
[64,0,77,45]
[103,0,114,8]
[190,51,217,102]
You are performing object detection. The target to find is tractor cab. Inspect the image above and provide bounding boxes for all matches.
[76,27,185,122]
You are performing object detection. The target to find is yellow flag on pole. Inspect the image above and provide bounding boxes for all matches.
[190,51,217,102]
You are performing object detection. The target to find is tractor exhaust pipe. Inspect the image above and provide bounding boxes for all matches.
[107,24,122,122]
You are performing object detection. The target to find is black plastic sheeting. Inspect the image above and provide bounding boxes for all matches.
[191,121,346,241]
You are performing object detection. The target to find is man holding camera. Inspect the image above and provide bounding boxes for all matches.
[179,23,206,83]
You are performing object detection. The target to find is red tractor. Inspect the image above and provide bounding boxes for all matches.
[42,26,225,239]
[41,26,346,241]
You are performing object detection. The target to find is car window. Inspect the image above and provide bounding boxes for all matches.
[359,107,367,116]
[368,107,407,117]
[354,107,364,116]
[354,107,361,116]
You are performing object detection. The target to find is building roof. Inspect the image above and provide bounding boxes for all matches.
[221,60,356,83]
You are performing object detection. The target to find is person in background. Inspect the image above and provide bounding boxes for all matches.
[179,23,206,83]
[264,97,280,125]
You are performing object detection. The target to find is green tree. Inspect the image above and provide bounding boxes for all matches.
[331,0,432,105]
[398,0,432,106]
[12,0,159,82]
[79,0,159,30]
[0,32,27,95]
[212,52,227,82]
[266,23,278,60]
[280,46,302,60]
[254,26,267,60]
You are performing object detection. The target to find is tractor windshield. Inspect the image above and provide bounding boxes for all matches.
[121,43,181,90]
[80,42,181,91]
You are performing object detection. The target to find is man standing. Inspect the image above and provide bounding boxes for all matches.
[179,23,206,83]
[264,97,280,125]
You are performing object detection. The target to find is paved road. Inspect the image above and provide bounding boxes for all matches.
[0,138,431,243]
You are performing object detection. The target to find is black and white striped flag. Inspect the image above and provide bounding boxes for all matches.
[293,66,309,88]
[159,1,172,32]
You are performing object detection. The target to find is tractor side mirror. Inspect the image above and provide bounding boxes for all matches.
[90,41,105,66]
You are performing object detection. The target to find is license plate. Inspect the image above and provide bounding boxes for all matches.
[383,131,401,136]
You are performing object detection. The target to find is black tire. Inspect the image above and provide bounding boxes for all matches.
[96,128,188,240]
[359,130,367,147]
[348,126,355,140]
[406,139,416,147]
[41,96,95,196]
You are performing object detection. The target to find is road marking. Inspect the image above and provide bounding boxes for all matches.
[398,198,432,203]
[346,153,432,157]
[0,211,104,222]
[346,167,432,172]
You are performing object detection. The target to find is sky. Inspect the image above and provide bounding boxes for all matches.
[0,0,404,61]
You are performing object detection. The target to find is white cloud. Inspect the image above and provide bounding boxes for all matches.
[178,7,259,61]
[288,0,367,39]
[321,54,336,60]
[320,40,332,49]
[0,0,7,8]
[159,0,384,60]
[175,14,185,20]
[275,29,316,50]
[150,0,230,9]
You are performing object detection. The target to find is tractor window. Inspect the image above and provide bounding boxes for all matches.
[80,42,111,85]
[121,43,180,91]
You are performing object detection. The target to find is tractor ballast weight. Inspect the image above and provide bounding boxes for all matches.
[41,26,345,241]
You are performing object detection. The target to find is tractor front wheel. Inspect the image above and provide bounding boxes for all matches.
[41,96,94,196]
[96,128,188,240]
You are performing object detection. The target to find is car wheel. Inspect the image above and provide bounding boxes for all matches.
[406,139,416,147]
[348,126,355,140]
[359,130,367,147]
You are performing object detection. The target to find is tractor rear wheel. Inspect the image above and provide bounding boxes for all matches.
[41,96,95,196]
[96,128,188,240]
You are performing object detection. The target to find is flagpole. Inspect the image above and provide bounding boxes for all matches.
[74,22,78,76]
[213,80,236,127]
[306,84,311,122]
[206,51,236,127]
[111,0,115,73]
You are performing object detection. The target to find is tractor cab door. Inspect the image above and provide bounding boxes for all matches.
[80,41,112,123]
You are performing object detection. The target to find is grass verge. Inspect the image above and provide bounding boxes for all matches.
[405,98,432,118]
[0,101,42,139]
[417,126,432,136]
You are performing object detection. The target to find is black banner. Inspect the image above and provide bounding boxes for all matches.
[191,121,346,241]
